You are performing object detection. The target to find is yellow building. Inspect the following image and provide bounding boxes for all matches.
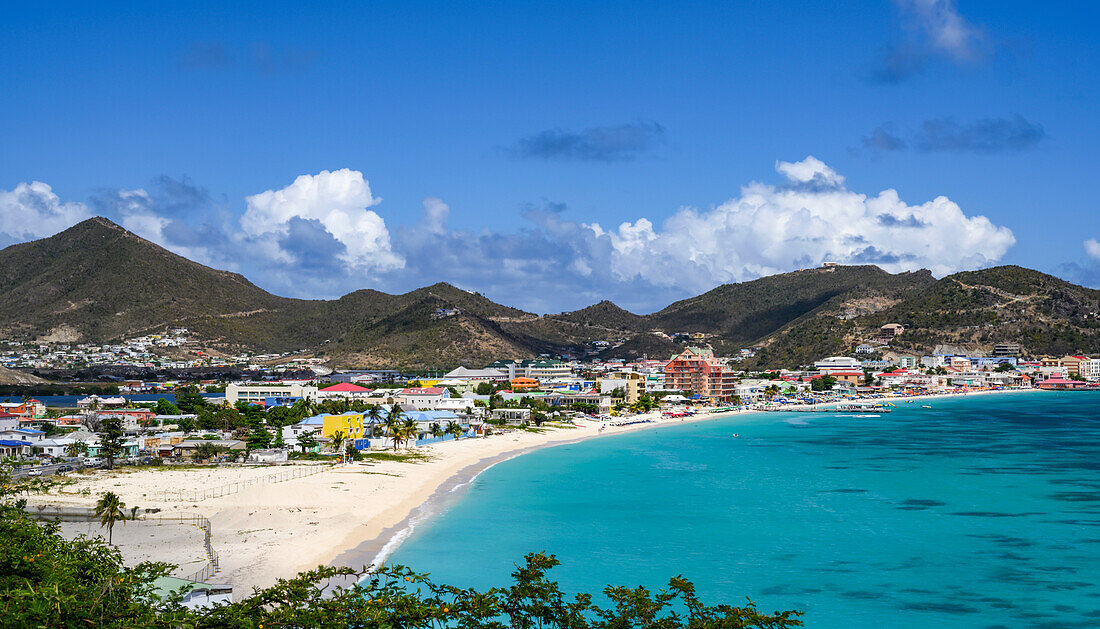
[319,412,366,439]
[597,371,645,404]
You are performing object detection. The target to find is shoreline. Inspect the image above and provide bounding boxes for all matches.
[28,387,1041,594]
[329,387,1043,577]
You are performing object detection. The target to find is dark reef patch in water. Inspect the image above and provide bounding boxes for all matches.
[900,601,980,614]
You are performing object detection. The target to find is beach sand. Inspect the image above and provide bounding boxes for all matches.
[28,388,1038,595]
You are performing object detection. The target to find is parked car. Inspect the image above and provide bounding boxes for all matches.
[26,469,42,477]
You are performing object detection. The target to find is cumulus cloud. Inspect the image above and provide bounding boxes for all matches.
[775,156,845,187]
[863,115,1045,154]
[241,169,403,272]
[0,159,1017,311]
[870,0,987,83]
[589,156,1015,292]
[0,182,91,245]
[510,122,665,162]
[1086,239,1100,261]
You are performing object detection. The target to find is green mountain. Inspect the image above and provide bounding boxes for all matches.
[0,217,290,342]
[2,218,1097,369]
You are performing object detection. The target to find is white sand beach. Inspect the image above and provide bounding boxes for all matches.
[28,388,1039,595]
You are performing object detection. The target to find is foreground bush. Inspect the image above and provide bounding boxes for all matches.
[1,466,802,628]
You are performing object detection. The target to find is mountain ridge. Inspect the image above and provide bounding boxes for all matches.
[1,217,1097,368]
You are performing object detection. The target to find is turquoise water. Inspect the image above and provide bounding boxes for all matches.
[388,392,1100,627]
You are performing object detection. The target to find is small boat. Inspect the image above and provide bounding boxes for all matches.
[921,405,931,409]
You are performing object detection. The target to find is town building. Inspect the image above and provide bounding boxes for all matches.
[0,399,45,418]
[316,382,373,400]
[399,387,448,409]
[225,383,318,406]
[443,367,508,381]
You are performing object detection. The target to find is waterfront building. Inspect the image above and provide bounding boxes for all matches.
[1038,373,1089,390]
[663,347,739,401]
[597,371,645,404]
[813,356,862,373]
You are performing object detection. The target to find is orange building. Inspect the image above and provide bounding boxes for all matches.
[663,347,738,400]
[510,377,539,391]
[0,399,46,418]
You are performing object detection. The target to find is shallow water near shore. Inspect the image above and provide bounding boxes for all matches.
[389,391,1100,628]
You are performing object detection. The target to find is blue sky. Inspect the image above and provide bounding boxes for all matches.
[1,1,1098,312]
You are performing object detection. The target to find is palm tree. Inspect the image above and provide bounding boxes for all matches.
[384,406,406,451]
[445,421,464,440]
[401,418,418,449]
[331,430,347,463]
[366,405,383,438]
[95,491,128,545]
[64,441,88,459]
[430,422,443,438]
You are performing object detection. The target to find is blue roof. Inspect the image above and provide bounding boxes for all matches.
[11,429,44,435]
[0,440,29,447]
[408,410,460,422]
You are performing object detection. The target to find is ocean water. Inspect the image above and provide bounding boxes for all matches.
[388,392,1100,628]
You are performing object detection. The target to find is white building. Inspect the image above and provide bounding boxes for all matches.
[443,367,508,381]
[225,383,318,405]
[398,387,448,409]
[32,438,76,458]
[813,356,862,373]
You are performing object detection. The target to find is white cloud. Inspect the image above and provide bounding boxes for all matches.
[588,156,1015,292]
[241,169,403,272]
[0,181,91,243]
[897,0,983,61]
[421,197,450,236]
[0,160,1019,312]
[775,156,845,187]
[1085,238,1100,261]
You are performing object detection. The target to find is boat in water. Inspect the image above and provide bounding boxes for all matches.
[836,402,892,413]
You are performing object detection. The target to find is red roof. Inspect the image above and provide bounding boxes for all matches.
[321,383,370,392]
[1041,373,1085,385]
[401,387,446,395]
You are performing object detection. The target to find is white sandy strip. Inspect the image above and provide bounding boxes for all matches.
[28,388,1038,594]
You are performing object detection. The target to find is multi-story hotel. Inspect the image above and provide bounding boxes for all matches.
[663,347,739,400]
